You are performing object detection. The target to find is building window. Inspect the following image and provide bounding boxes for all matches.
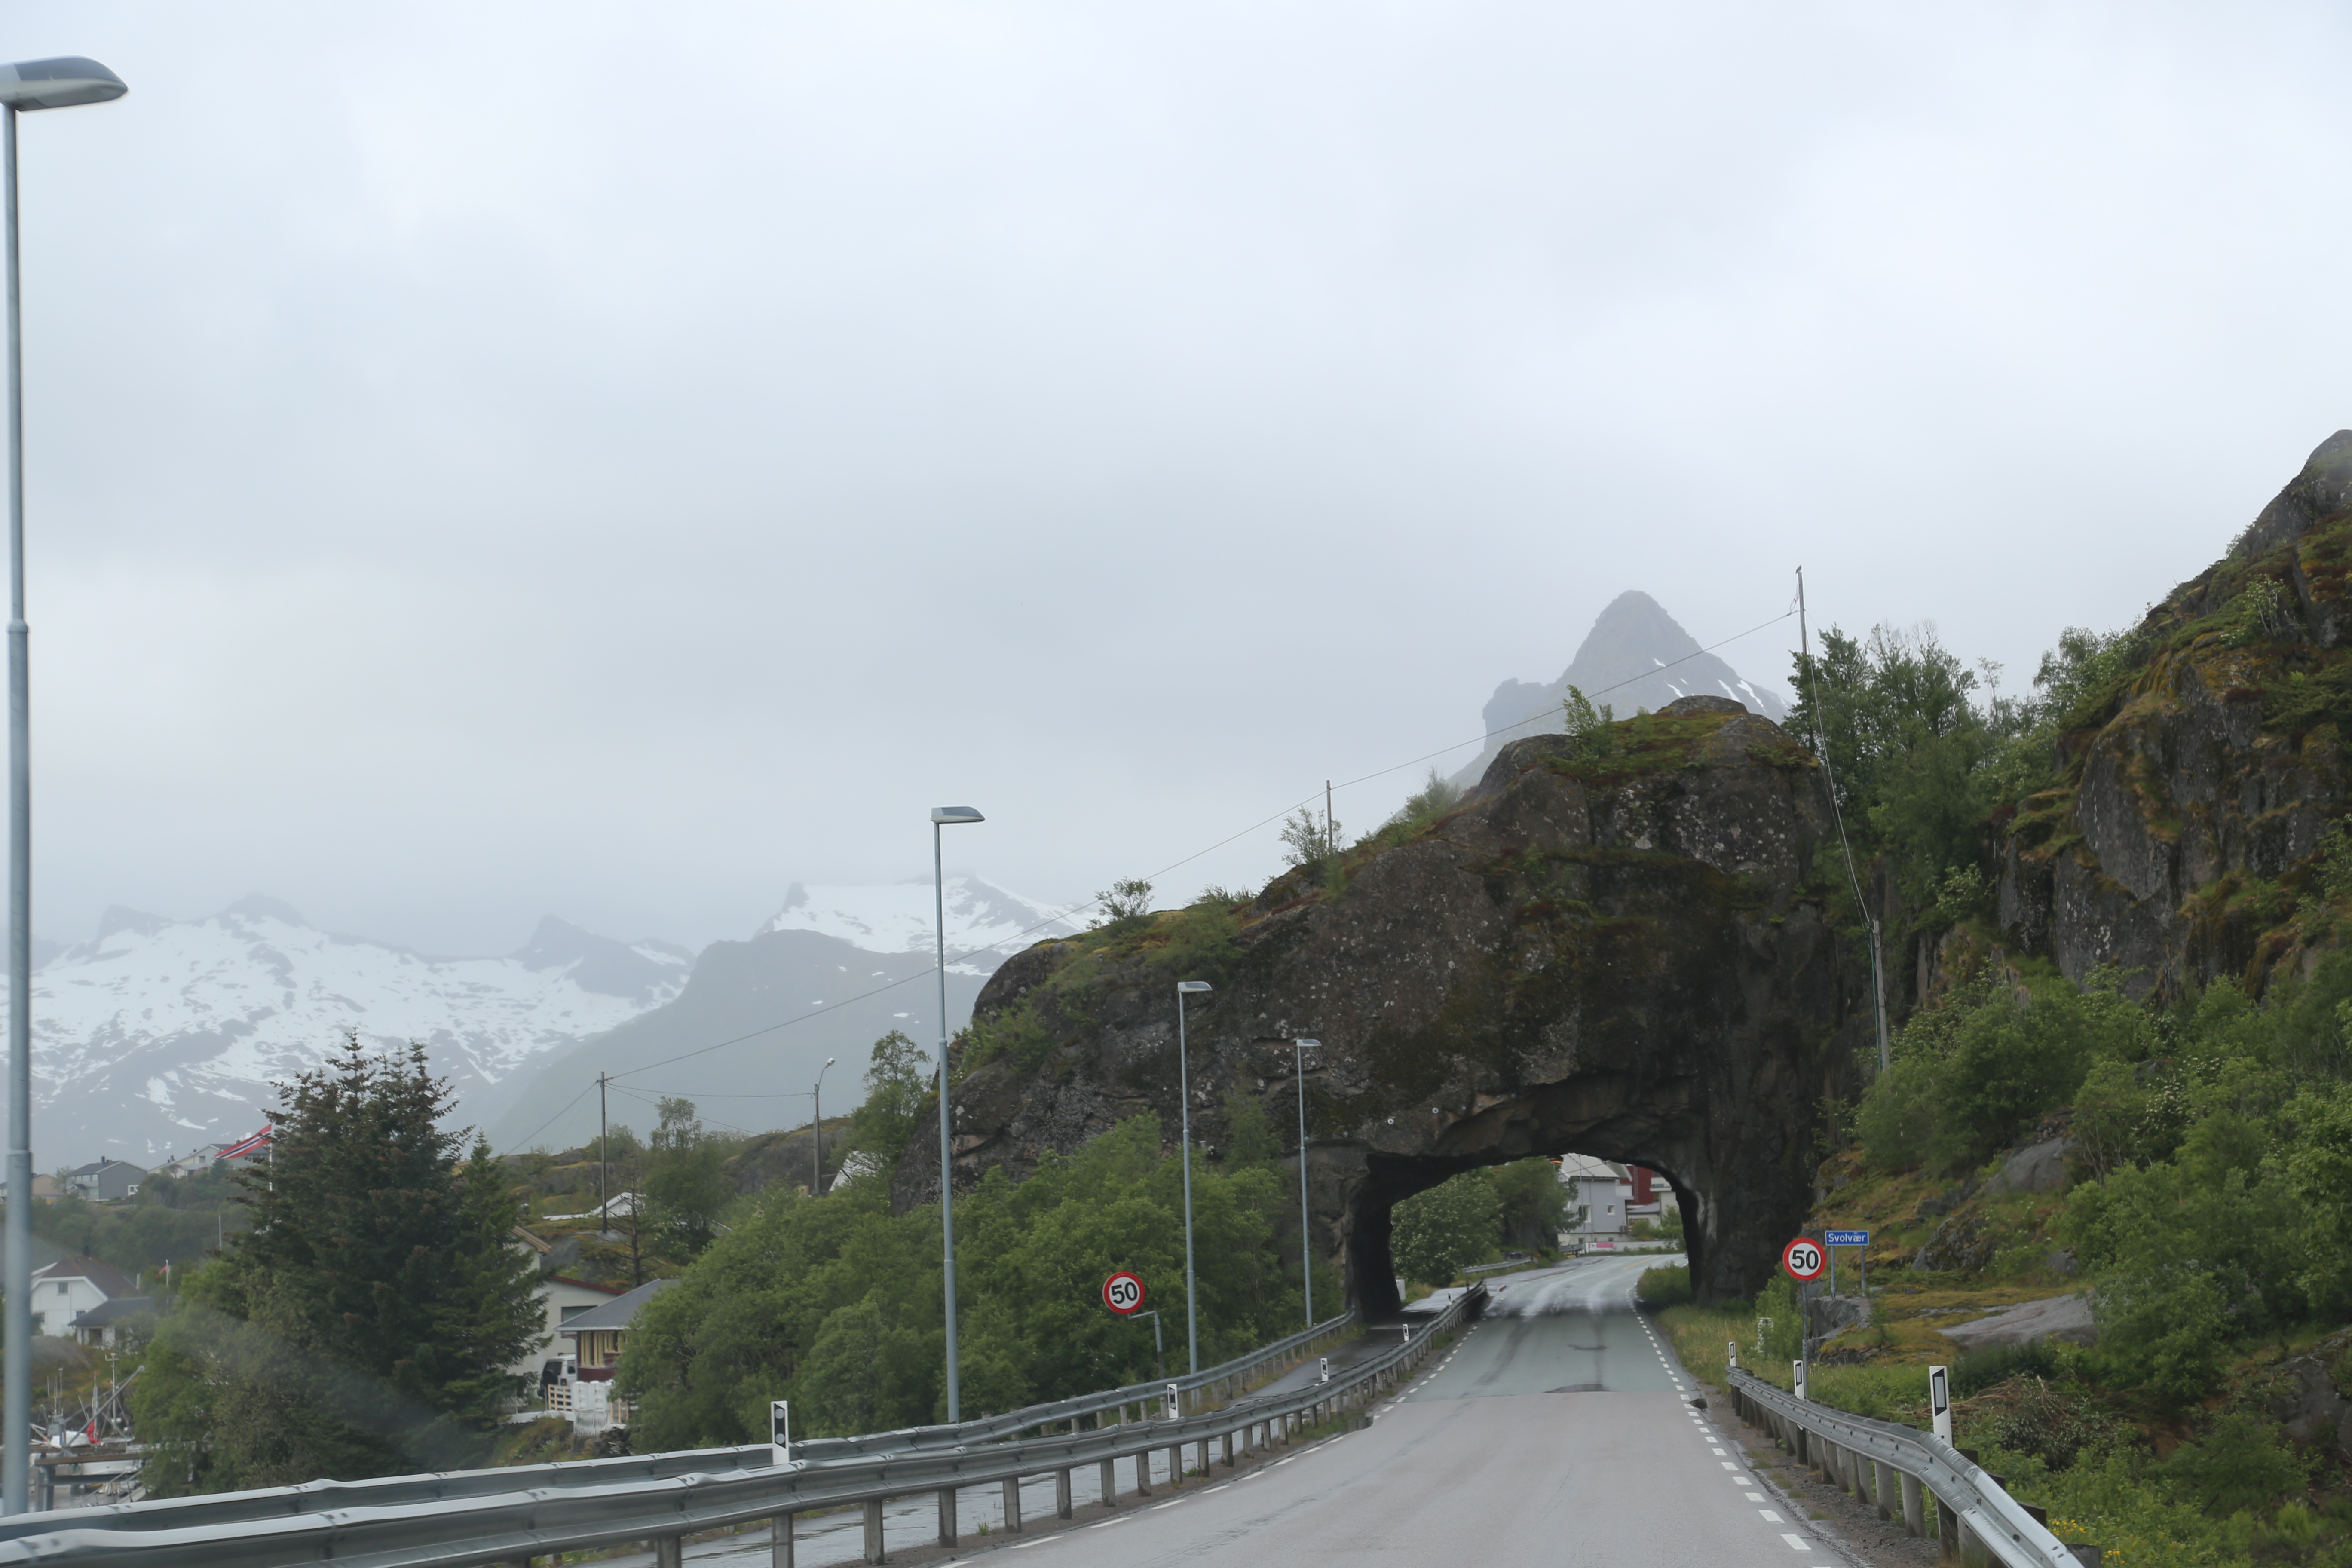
[52,1282,66,1295]
[560,1305,594,1324]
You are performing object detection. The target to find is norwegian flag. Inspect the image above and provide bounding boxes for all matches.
[217,1125,273,1161]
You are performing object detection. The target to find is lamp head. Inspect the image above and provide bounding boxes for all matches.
[1295,1037,1320,1049]
[1177,980,1213,995]
[0,58,126,111]
[825,1056,836,1066]
[930,806,984,826]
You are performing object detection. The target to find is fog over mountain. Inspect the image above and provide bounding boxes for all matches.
[1451,590,1788,788]
[479,877,1080,1154]
[16,898,692,1164]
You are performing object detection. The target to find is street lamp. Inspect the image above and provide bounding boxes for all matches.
[1175,978,1213,1376]
[1293,1038,1320,1326]
[811,1056,836,1195]
[0,54,126,1521]
[930,804,983,1421]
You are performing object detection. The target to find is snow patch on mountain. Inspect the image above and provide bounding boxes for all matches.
[14,899,690,1164]
[763,877,1081,974]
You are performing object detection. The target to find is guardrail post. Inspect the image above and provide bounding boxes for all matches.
[1099,1457,1117,1508]
[864,1498,886,1563]
[1001,1476,1023,1534]
[1168,1442,1184,1485]
[1057,1467,1073,1519]
[1222,1430,1235,1467]
[1135,1449,1152,1497]
[771,1511,794,1568]
[937,1488,957,1547]
[1872,1457,1892,1519]
[656,1538,683,1568]
[1937,1493,1958,1556]
[1900,1471,1923,1536]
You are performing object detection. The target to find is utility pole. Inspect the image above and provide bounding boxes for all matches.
[1797,567,1891,1074]
[1324,780,1334,858]
[598,1073,609,1229]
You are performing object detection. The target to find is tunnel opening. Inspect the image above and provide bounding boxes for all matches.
[1341,1136,1700,1321]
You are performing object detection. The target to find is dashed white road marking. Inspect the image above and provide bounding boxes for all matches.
[1759,1509,1783,1522]
[1087,1517,1127,1529]
[1779,1534,1811,1550]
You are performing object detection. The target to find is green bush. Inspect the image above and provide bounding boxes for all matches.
[619,1115,1325,1446]
[1390,1170,1501,1287]
[1952,1338,2058,1397]
[2160,1411,2311,1517]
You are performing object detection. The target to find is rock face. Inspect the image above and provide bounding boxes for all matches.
[1997,432,2352,997]
[895,695,1873,1309]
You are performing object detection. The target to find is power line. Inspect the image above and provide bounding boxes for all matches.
[498,1081,595,1156]
[536,603,1801,1135]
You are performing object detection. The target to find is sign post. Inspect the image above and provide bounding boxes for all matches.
[1823,1228,1869,1300]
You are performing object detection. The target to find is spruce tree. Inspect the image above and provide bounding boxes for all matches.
[134,1035,541,1493]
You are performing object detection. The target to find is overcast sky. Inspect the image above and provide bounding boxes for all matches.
[0,1,2343,957]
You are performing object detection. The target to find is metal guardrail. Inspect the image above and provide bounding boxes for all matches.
[0,1309,1357,1548]
[795,1308,1358,1461]
[1727,1369,2086,1568]
[0,1289,1480,1567]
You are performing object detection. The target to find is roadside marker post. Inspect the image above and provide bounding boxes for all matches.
[770,1400,790,1468]
[1928,1364,1952,1444]
[1793,1357,1807,1402]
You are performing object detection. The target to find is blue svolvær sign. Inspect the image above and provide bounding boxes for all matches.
[1824,1229,1870,1246]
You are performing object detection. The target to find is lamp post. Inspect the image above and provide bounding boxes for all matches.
[1293,1037,1320,1326]
[930,805,983,1421]
[1175,979,1213,1375]
[811,1056,835,1195]
[0,55,126,1520]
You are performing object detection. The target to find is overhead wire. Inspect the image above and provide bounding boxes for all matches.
[508,602,1801,1148]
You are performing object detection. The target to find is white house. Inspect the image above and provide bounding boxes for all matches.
[513,1276,627,1382]
[29,1257,136,1338]
[1557,1154,1628,1236]
[505,1227,628,1388]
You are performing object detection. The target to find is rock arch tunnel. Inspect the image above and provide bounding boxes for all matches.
[924,697,1874,1310]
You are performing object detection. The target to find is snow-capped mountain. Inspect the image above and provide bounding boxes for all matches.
[481,878,1080,1155]
[1451,590,1789,787]
[763,878,1083,972]
[17,896,691,1165]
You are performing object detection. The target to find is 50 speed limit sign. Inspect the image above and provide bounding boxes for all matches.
[1103,1271,1145,1315]
[1782,1238,1826,1282]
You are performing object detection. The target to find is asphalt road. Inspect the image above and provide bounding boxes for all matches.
[684,1254,1850,1568]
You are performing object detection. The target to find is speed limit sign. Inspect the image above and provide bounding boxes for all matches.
[1103,1271,1145,1315]
[1782,1238,1826,1282]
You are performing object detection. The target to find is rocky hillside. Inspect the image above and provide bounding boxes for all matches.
[902,695,1874,1309]
[1997,430,2352,996]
